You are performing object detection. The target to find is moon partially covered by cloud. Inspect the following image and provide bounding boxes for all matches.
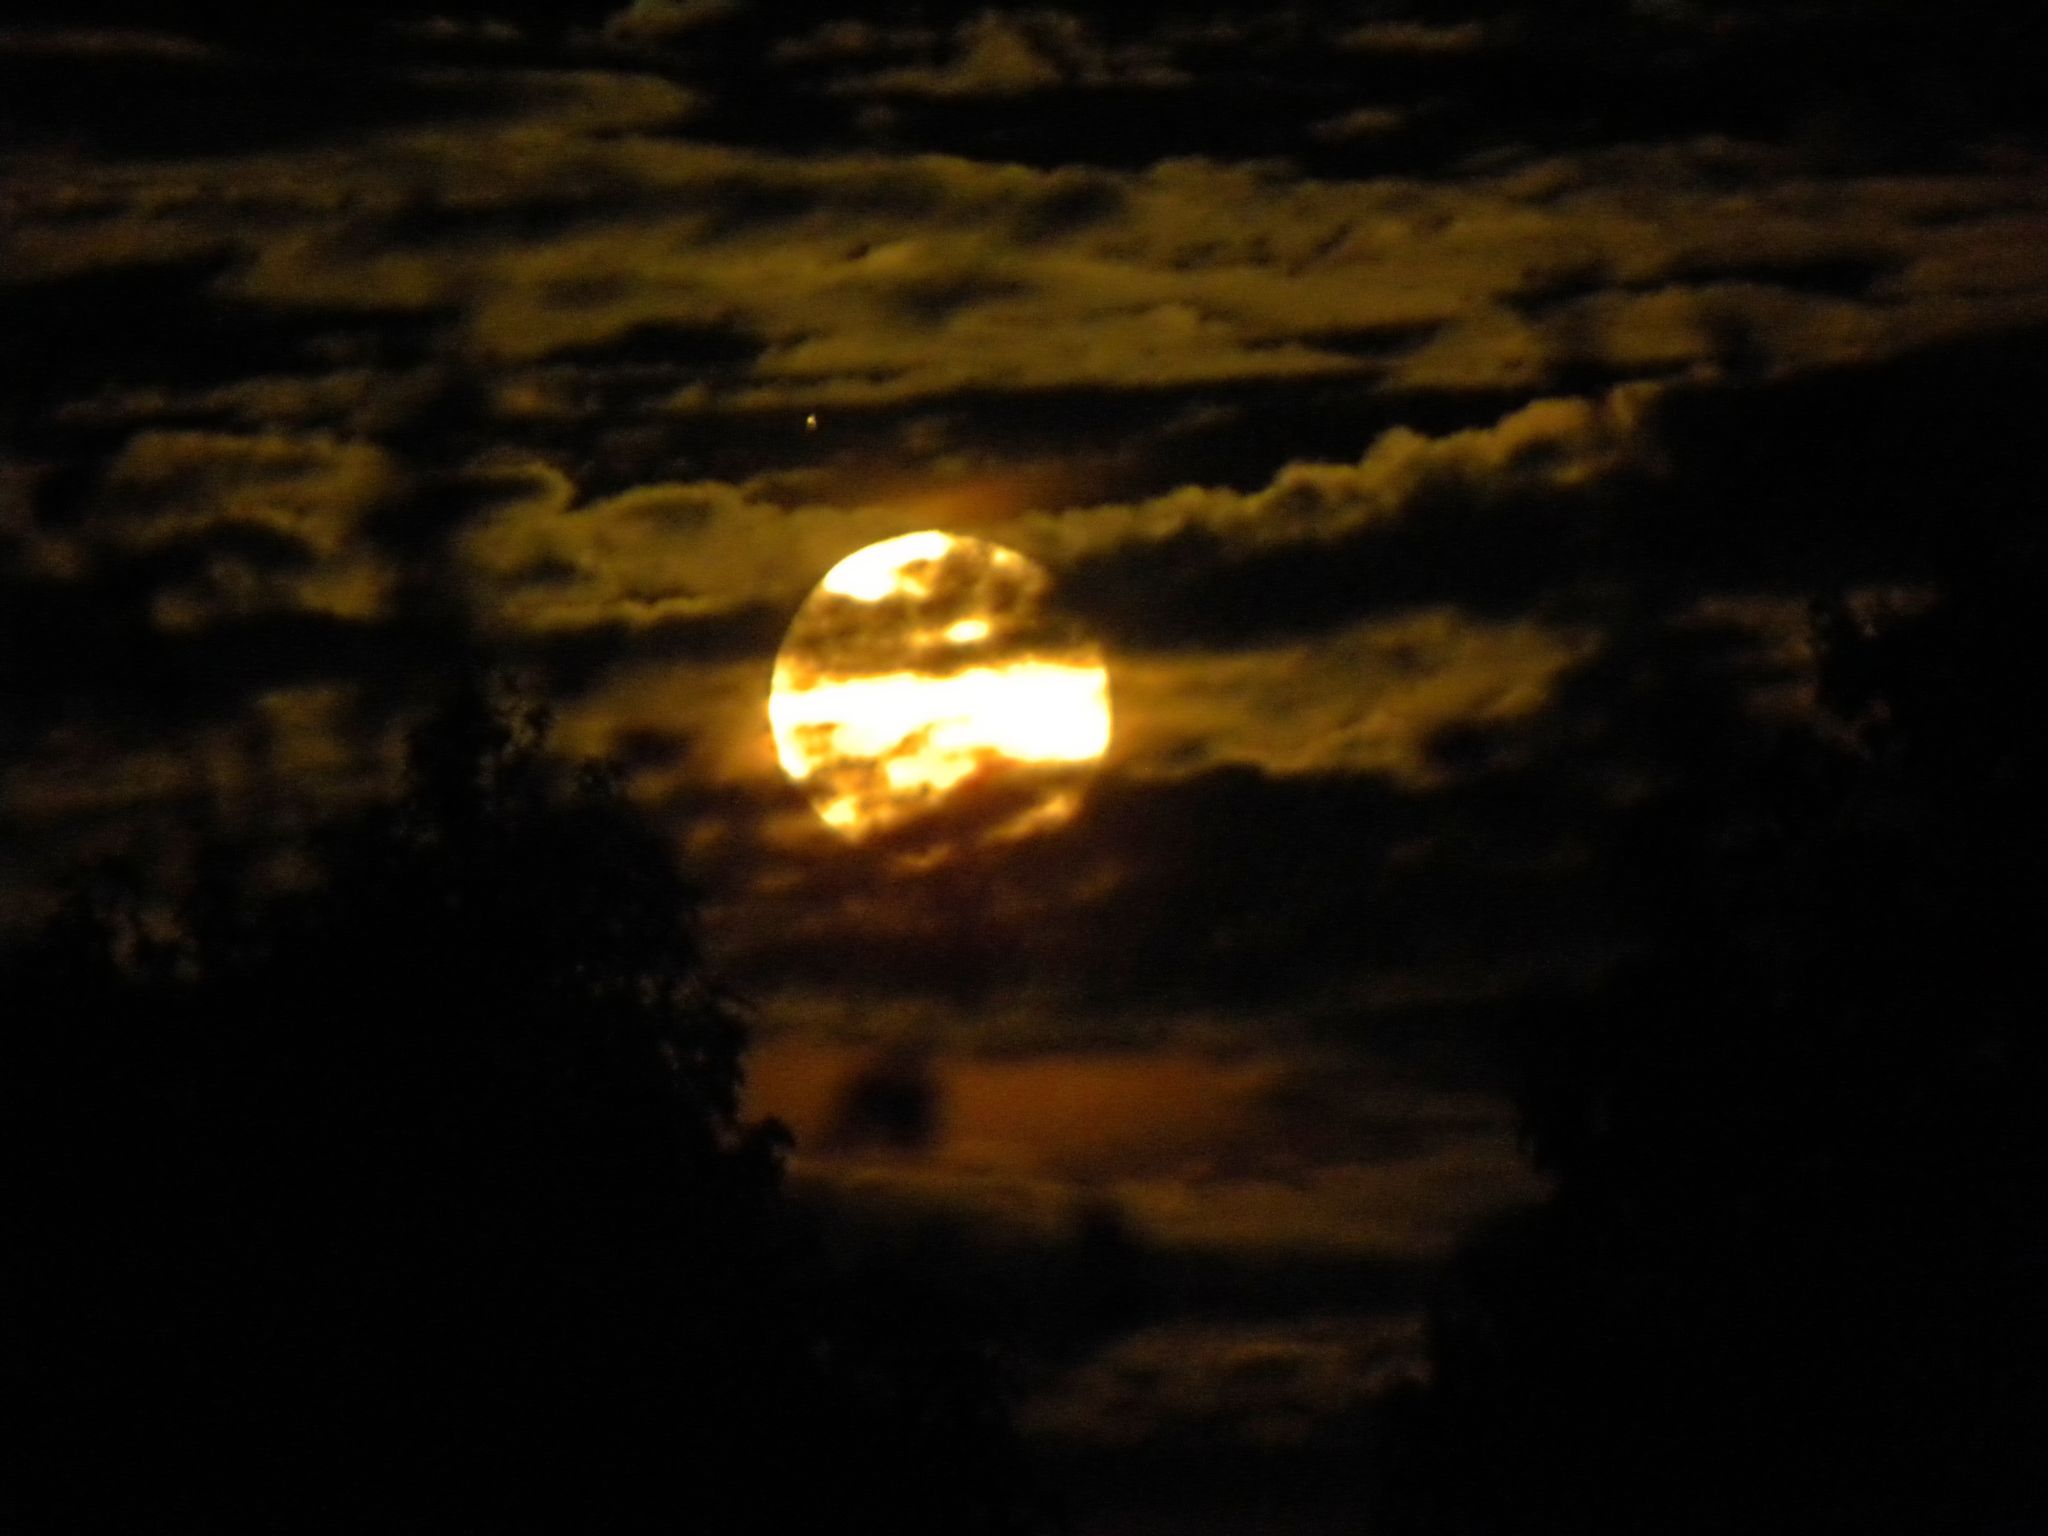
[769,531,1111,840]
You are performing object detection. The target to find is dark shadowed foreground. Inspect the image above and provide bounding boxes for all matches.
[4,680,1049,1534]
[1375,568,2048,1535]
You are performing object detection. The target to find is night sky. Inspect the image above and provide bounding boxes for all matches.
[6,4,2048,1531]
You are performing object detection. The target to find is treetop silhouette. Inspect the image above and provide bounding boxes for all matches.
[1374,579,2048,1536]
[5,674,1052,1535]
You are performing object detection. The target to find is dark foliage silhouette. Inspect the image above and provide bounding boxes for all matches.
[1375,570,2048,1536]
[4,678,1050,1535]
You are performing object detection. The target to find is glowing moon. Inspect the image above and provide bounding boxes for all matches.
[770,531,1111,839]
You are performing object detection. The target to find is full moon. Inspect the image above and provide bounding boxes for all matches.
[770,531,1111,840]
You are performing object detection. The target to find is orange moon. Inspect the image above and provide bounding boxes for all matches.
[770,531,1111,840]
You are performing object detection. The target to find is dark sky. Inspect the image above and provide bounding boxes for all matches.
[5,3,2046,1527]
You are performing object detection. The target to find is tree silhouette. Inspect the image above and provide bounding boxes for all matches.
[4,676,1051,1535]
[1374,574,2048,1536]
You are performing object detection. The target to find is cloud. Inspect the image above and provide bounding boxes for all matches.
[0,27,222,60]
[100,430,397,558]
[1117,1147,1537,1263]
[456,464,906,635]
[774,1094,1535,1265]
[1107,612,1595,787]
[1393,279,2048,392]
[754,1042,1282,1178]
[1022,1314,1426,1452]
[457,384,1655,659]
[1339,20,1492,56]
[1312,106,1407,143]
[602,0,741,42]
[24,432,407,632]
[813,1043,944,1152]
[11,81,2046,428]
[1016,384,1664,570]
[770,19,937,67]
[2,679,376,819]
[854,11,1068,98]
[679,752,1610,1068]
[832,10,1188,98]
